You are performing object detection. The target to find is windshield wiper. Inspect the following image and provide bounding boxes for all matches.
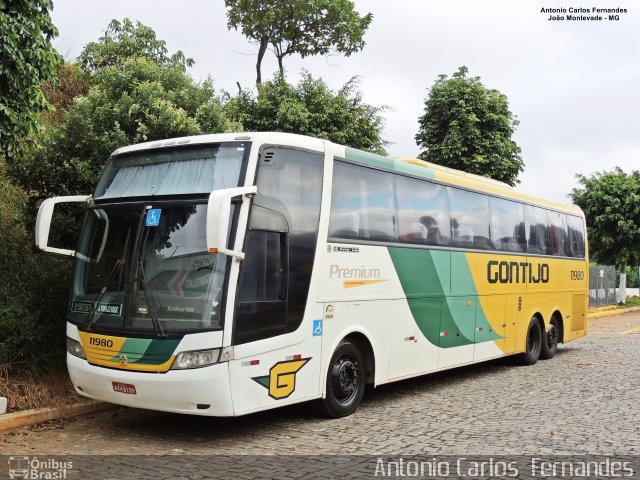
[84,228,130,331]
[136,257,166,337]
[84,258,124,331]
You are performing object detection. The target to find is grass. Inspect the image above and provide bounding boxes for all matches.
[0,371,83,412]
[624,296,640,308]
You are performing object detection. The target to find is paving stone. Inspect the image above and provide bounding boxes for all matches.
[0,314,638,477]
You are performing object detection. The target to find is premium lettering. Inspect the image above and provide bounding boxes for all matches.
[330,264,380,279]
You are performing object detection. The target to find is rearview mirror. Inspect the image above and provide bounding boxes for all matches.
[35,195,91,256]
[206,186,257,260]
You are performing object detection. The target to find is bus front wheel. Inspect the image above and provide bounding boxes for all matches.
[518,317,542,365]
[317,340,365,418]
[540,317,560,360]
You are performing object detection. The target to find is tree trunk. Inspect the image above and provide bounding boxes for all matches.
[618,262,627,304]
[277,54,284,76]
[256,36,268,87]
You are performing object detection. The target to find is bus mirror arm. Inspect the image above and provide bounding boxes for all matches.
[206,186,258,261]
[35,195,92,256]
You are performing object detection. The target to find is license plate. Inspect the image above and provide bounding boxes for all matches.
[112,382,137,395]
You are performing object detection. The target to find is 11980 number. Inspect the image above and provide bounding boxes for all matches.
[570,271,585,281]
[89,337,113,348]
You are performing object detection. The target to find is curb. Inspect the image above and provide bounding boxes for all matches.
[588,306,640,319]
[0,401,115,433]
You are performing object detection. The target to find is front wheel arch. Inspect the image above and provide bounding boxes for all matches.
[343,332,375,386]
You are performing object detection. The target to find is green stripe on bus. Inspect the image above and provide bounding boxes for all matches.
[344,147,435,181]
[452,252,502,342]
[393,160,436,180]
[134,338,181,364]
[387,247,449,296]
[345,147,394,170]
[388,247,500,347]
[109,338,152,362]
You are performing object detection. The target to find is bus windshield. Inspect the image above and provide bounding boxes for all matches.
[70,203,232,334]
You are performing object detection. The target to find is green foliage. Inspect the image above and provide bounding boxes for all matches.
[0,0,63,156]
[2,20,241,373]
[225,72,387,154]
[570,168,640,273]
[41,63,90,127]
[225,0,372,85]
[625,296,640,307]
[8,57,239,209]
[415,66,523,186]
[0,160,69,372]
[616,266,639,289]
[77,18,194,73]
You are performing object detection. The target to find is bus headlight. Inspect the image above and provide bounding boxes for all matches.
[66,337,86,359]
[171,348,220,370]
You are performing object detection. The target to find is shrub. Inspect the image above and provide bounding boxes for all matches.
[0,161,70,373]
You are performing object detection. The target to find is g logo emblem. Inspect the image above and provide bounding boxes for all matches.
[252,358,311,399]
[119,354,128,366]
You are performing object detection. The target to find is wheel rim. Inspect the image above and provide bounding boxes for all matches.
[331,355,359,403]
[547,322,559,350]
[528,323,541,357]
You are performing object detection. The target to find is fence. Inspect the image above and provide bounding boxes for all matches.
[589,265,617,308]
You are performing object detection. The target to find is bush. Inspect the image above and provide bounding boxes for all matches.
[0,161,70,373]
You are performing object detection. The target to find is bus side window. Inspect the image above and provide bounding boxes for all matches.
[239,146,323,340]
[329,161,397,242]
[548,211,569,256]
[396,176,450,246]
[567,215,586,258]
[489,197,525,253]
[238,230,285,303]
[447,187,491,250]
[524,205,549,255]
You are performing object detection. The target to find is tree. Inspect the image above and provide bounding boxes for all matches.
[224,0,372,86]
[8,57,240,216]
[570,168,640,303]
[2,21,239,373]
[0,0,63,156]
[40,63,90,127]
[225,72,387,154]
[415,66,523,186]
[77,18,194,73]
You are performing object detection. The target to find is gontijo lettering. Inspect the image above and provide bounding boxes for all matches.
[487,260,550,284]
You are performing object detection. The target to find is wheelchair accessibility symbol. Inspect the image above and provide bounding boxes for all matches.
[146,208,161,227]
[312,319,323,336]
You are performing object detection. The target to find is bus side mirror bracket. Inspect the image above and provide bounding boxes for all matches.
[207,186,257,261]
[35,195,92,256]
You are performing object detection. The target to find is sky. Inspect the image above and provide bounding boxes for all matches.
[49,0,640,203]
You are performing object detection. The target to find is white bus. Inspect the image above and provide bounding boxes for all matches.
[36,132,588,417]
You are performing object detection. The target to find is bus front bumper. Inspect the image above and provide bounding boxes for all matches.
[67,354,235,416]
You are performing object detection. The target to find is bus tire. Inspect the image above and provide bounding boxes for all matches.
[540,317,560,360]
[317,340,365,418]
[518,317,542,365]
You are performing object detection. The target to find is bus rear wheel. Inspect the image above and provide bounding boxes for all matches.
[518,317,542,365]
[540,317,560,359]
[317,340,365,418]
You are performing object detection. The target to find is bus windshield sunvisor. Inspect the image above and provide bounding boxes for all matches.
[94,144,245,199]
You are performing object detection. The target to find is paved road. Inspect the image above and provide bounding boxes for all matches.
[1,313,639,477]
